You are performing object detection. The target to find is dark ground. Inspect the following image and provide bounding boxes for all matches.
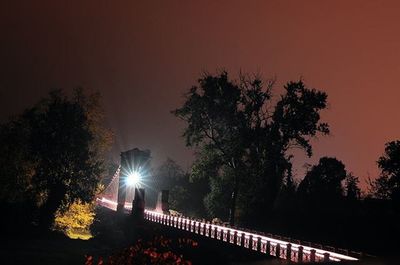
[0,207,398,265]
[0,207,282,265]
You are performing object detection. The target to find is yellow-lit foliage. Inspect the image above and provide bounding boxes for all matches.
[54,200,95,240]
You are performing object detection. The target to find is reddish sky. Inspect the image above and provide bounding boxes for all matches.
[1,1,399,187]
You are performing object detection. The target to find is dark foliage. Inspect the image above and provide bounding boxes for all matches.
[148,158,208,218]
[297,157,347,206]
[0,88,112,230]
[370,140,400,204]
[173,71,329,225]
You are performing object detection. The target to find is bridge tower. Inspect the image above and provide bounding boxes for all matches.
[117,148,151,213]
[155,190,169,214]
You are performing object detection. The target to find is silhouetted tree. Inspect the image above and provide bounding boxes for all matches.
[0,88,112,230]
[173,71,329,225]
[297,157,347,206]
[369,140,400,204]
[273,171,297,212]
[368,175,391,199]
[344,173,361,200]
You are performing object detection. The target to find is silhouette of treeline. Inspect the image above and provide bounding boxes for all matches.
[0,88,113,232]
[149,71,400,256]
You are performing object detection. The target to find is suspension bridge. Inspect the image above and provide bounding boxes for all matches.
[96,148,361,264]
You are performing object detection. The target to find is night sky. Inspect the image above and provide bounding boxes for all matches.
[1,1,399,187]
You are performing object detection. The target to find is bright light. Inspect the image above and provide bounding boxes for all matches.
[126,171,141,186]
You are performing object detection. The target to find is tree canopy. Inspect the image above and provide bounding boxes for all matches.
[297,157,347,204]
[173,71,329,225]
[370,140,400,203]
[0,88,112,229]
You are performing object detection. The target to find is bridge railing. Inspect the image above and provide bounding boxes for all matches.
[95,197,361,263]
[144,209,359,263]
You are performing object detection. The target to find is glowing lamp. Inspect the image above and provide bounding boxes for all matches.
[126,171,141,186]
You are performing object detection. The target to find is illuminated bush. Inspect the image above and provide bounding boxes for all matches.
[54,200,95,239]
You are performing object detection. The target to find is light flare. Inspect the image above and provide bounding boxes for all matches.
[126,171,141,186]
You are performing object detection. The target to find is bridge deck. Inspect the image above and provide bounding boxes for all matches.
[96,197,360,263]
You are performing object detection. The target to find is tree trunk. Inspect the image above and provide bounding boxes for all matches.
[229,177,239,225]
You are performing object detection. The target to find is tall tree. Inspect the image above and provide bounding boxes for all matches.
[0,88,112,229]
[173,71,329,225]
